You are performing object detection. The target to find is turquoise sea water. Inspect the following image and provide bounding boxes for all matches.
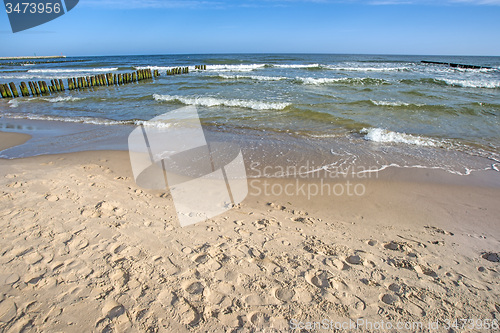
[0,54,499,175]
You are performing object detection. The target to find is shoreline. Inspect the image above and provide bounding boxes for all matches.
[1,116,499,179]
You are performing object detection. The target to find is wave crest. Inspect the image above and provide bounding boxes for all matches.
[361,128,439,147]
[153,94,290,110]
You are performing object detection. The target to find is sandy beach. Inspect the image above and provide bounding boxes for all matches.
[0,131,499,332]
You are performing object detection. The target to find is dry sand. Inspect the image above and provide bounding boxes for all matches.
[0,132,499,332]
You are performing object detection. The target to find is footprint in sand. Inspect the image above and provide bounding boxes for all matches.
[183,281,205,295]
[274,287,295,302]
[214,270,241,285]
[380,293,399,305]
[243,294,266,306]
[248,311,270,327]
[384,241,408,251]
[0,299,17,324]
[414,264,437,277]
[102,300,125,319]
[306,270,332,289]
[346,254,362,265]
[44,194,59,202]
[24,252,43,265]
[172,296,201,326]
[482,252,499,262]
[203,288,225,305]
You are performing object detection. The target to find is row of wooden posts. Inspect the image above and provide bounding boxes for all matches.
[0,69,159,98]
[0,65,209,99]
[195,65,207,70]
[166,67,190,75]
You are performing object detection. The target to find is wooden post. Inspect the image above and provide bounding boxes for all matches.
[34,82,41,95]
[67,78,73,90]
[37,81,44,95]
[4,84,13,98]
[59,79,65,91]
[37,81,44,94]
[0,84,7,98]
[28,82,36,95]
[42,81,50,95]
[20,82,29,96]
[9,82,19,97]
[54,79,61,91]
[118,74,122,85]
[132,72,137,82]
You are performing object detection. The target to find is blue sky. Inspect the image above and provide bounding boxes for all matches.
[1,0,500,56]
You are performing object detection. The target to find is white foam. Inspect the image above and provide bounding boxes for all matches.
[135,120,173,129]
[27,67,118,73]
[370,100,411,107]
[327,65,411,72]
[0,113,194,129]
[206,64,266,72]
[8,100,19,108]
[297,77,387,85]
[273,64,321,69]
[218,74,287,81]
[1,113,131,126]
[0,74,79,80]
[361,128,439,147]
[135,65,177,71]
[442,78,500,89]
[42,96,83,103]
[153,94,290,111]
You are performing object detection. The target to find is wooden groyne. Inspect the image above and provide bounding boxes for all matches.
[0,65,208,99]
[0,69,158,99]
[421,61,492,70]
